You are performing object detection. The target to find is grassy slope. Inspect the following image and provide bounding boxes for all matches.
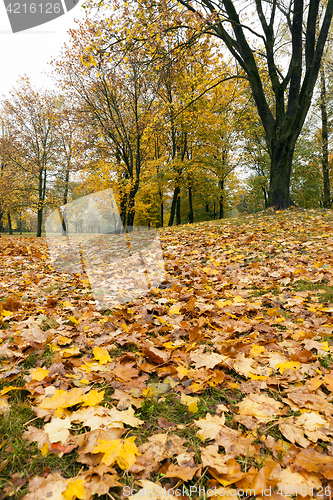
[1,208,333,499]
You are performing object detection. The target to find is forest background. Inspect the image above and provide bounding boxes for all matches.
[0,0,333,236]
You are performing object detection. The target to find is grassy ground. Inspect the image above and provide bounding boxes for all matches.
[1,207,333,499]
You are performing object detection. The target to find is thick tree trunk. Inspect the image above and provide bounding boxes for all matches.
[7,212,13,235]
[168,186,180,226]
[320,68,331,208]
[188,184,194,224]
[126,198,135,228]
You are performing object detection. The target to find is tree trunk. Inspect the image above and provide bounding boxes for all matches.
[160,202,164,227]
[262,186,269,209]
[188,184,194,223]
[219,179,224,219]
[268,140,295,209]
[37,166,47,237]
[19,214,22,234]
[119,192,127,229]
[176,191,181,225]
[0,211,3,233]
[7,212,13,235]
[63,162,70,206]
[168,186,180,226]
[320,67,331,208]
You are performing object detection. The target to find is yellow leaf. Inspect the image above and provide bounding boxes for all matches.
[82,389,104,406]
[68,316,80,325]
[30,367,50,381]
[40,442,49,456]
[39,388,86,411]
[248,373,268,380]
[142,387,154,397]
[233,296,245,303]
[1,309,12,317]
[176,366,188,379]
[249,345,265,356]
[168,305,181,315]
[188,401,198,413]
[93,436,139,469]
[216,299,232,308]
[62,301,74,308]
[93,346,111,364]
[61,347,81,357]
[267,307,279,316]
[0,386,20,396]
[55,336,72,346]
[180,393,200,411]
[275,361,300,374]
[63,479,85,500]
[321,341,330,352]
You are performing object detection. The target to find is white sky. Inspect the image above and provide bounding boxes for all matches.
[0,1,87,97]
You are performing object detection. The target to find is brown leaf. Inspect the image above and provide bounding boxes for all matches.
[215,426,256,456]
[142,343,170,364]
[165,463,200,481]
[294,448,333,479]
[113,362,140,382]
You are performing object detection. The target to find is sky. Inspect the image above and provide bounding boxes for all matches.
[0,0,87,97]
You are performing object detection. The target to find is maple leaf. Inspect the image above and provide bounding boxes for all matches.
[190,350,227,370]
[236,394,284,422]
[180,393,200,413]
[276,467,321,496]
[63,479,85,500]
[201,445,246,484]
[194,413,226,441]
[38,387,87,411]
[44,416,71,445]
[165,462,200,481]
[81,389,105,407]
[93,346,111,364]
[23,473,68,500]
[294,448,333,479]
[93,436,139,469]
[128,480,175,499]
[30,367,50,381]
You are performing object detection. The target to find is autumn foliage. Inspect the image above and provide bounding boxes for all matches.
[1,209,333,499]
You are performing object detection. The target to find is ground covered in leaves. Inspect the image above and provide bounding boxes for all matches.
[1,208,333,500]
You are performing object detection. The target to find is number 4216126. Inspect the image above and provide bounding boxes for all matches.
[6,3,62,14]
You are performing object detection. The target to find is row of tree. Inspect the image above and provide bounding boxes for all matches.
[0,0,332,236]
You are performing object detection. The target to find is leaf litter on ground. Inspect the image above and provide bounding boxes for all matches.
[1,208,333,499]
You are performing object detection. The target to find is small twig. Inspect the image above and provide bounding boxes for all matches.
[24,416,40,426]
[107,493,117,500]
